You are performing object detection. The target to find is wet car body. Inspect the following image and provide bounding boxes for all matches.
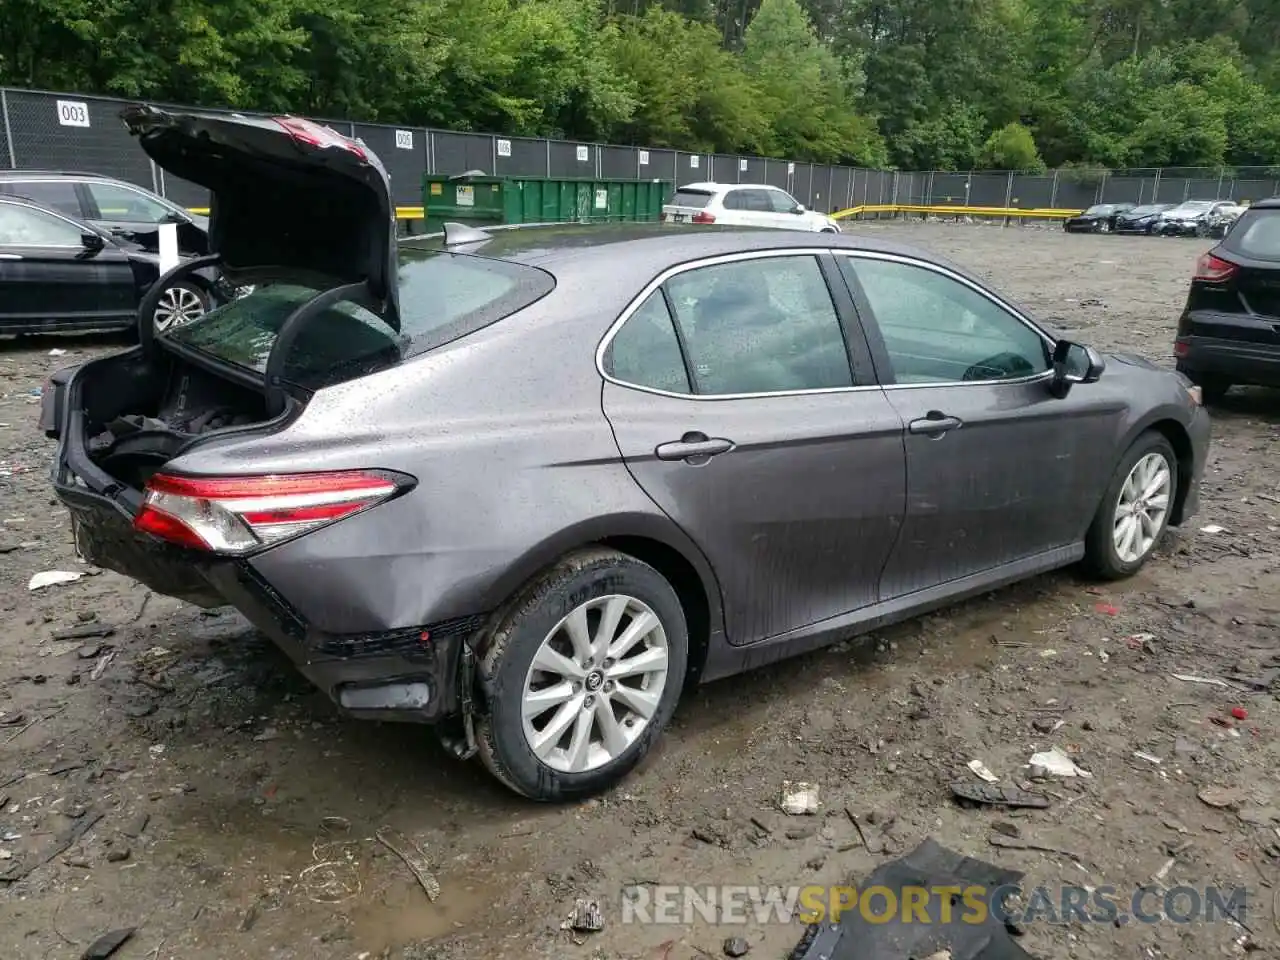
[44,107,1212,800]
[1155,200,1241,238]
[1063,203,1134,233]
[1114,204,1174,235]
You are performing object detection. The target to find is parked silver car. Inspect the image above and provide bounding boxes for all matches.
[43,107,1210,801]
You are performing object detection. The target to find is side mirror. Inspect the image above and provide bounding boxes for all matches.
[80,231,105,252]
[793,204,806,214]
[1049,340,1104,398]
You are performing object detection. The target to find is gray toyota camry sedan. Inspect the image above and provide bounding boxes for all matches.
[43,107,1210,800]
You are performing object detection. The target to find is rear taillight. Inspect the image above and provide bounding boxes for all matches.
[692,211,716,224]
[273,116,368,161]
[133,470,410,554]
[1194,252,1237,282]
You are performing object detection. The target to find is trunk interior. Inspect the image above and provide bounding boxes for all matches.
[79,348,279,491]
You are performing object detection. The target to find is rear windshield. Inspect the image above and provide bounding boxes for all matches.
[165,247,554,389]
[669,190,713,208]
[1222,209,1280,261]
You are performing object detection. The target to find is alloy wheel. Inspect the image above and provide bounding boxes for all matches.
[1113,452,1172,563]
[520,594,669,773]
[153,285,207,332]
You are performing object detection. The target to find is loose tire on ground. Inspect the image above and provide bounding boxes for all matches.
[474,548,688,801]
[1082,430,1179,580]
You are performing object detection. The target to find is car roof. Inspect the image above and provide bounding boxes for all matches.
[1245,197,1280,210]
[402,222,973,284]
[0,170,125,181]
[675,182,784,193]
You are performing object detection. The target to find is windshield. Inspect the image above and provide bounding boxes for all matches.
[165,246,555,389]
[1130,205,1164,215]
[1170,202,1213,214]
[1084,205,1117,215]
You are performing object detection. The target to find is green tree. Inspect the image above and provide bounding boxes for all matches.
[979,122,1046,171]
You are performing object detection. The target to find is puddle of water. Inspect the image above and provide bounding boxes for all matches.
[346,871,505,951]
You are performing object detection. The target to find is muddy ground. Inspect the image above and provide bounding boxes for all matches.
[1,221,1278,960]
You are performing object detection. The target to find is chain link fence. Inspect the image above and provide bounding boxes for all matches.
[3,87,1277,215]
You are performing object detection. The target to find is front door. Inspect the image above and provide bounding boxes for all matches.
[0,202,137,329]
[601,252,906,645]
[83,180,203,253]
[834,253,1123,599]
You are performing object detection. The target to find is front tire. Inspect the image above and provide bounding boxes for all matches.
[152,280,210,333]
[475,548,688,801]
[1083,431,1178,580]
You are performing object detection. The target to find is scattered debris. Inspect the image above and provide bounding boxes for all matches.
[0,810,104,883]
[987,833,1086,864]
[1027,747,1092,778]
[967,760,999,783]
[1200,524,1227,534]
[950,781,1051,809]
[1094,603,1118,616]
[28,570,83,591]
[780,781,820,815]
[90,651,116,681]
[565,898,603,933]
[723,936,750,957]
[52,624,115,642]
[376,827,440,901]
[1198,786,1244,810]
[1133,751,1162,765]
[1232,706,1249,721]
[79,928,135,960]
[1171,673,1244,690]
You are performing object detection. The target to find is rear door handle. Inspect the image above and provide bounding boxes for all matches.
[655,432,734,462]
[908,412,963,435]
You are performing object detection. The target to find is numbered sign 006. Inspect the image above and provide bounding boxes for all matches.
[56,100,90,128]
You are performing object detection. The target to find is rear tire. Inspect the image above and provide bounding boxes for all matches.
[474,548,687,801]
[1083,431,1178,580]
[152,280,211,333]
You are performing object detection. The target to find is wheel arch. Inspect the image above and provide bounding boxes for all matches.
[1125,415,1195,526]
[474,515,725,688]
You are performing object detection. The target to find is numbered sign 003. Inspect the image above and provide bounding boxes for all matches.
[56,100,91,128]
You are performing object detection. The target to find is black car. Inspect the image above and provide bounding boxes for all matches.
[0,194,226,335]
[1063,203,1135,233]
[1174,198,1280,402]
[1114,204,1174,234]
[0,170,208,255]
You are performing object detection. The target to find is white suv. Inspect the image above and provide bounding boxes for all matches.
[661,182,841,233]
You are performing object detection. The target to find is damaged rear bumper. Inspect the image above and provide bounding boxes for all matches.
[47,365,478,725]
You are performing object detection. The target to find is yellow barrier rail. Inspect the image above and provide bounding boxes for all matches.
[186,206,428,219]
[832,203,1084,221]
[184,202,1083,223]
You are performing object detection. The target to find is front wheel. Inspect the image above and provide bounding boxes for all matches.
[475,548,688,801]
[1083,431,1178,580]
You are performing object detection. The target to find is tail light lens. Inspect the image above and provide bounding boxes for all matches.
[1194,253,1237,282]
[273,117,368,161]
[692,211,716,224]
[134,470,411,554]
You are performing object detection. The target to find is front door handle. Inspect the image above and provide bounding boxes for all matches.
[908,412,963,436]
[655,432,734,462]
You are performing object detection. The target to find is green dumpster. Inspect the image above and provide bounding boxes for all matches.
[422,174,671,233]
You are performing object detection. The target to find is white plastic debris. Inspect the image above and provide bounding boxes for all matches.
[780,781,820,815]
[47,348,67,357]
[1133,751,1162,765]
[27,570,83,591]
[1028,747,1093,778]
[967,760,999,783]
[1200,524,1226,534]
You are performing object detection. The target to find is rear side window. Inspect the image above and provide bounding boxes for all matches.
[166,249,554,389]
[670,190,713,208]
[0,181,82,216]
[603,293,690,393]
[1224,210,1280,260]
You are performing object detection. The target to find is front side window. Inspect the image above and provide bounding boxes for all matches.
[664,255,853,395]
[603,292,690,393]
[767,190,799,213]
[0,203,84,246]
[840,256,1049,384]
[85,182,174,223]
[722,190,748,211]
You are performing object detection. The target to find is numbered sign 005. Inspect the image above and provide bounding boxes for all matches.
[56,100,91,128]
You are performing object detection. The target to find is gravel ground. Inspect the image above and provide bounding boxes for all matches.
[1,221,1278,960]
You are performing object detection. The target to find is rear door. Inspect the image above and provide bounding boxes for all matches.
[81,179,206,253]
[833,252,1122,599]
[601,250,906,646]
[0,202,137,329]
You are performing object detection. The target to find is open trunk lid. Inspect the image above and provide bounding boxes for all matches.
[121,105,400,330]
